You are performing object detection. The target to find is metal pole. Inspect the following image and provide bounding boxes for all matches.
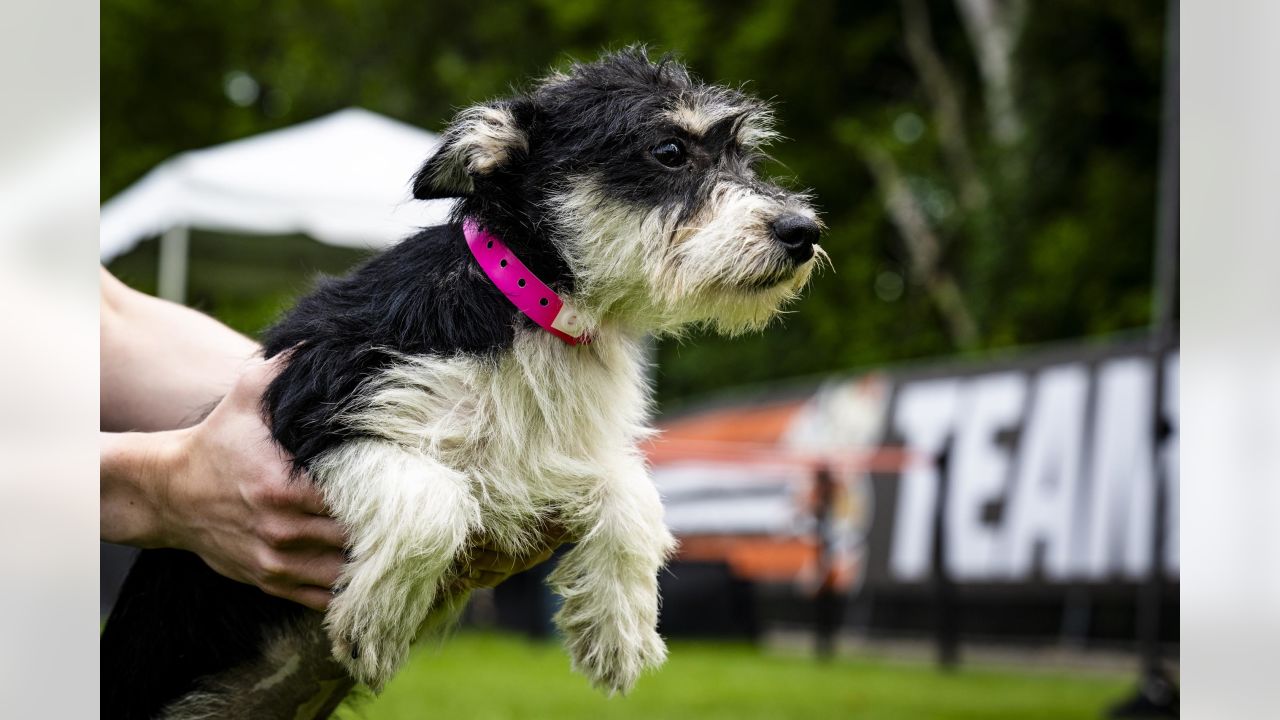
[1111,0,1178,716]
[1141,0,1180,689]
[931,441,959,670]
[813,464,838,660]
[157,225,189,303]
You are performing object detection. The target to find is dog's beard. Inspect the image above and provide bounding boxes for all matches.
[685,260,819,335]
[550,177,821,336]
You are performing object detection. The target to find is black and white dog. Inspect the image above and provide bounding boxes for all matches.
[102,47,823,719]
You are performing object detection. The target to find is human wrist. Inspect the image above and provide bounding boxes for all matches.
[100,428,189,548]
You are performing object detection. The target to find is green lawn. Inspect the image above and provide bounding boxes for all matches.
[341,633,1128,720]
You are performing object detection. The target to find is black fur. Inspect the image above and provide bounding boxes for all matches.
[102,224,533,719]
[102,47,785,719]
[521,51,772,223]
[101,550,308,719]
[262,47,780,473]
[417,48,778,256]
[260,222,530,472]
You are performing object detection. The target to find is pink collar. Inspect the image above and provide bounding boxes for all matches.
[463,219,590,345]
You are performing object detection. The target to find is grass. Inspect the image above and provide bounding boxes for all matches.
[341,632,1128,720]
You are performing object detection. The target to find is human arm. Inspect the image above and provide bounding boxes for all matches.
[100,266,258,432]
[101,267,345,609]
[101,356,347,611]
[99,267,559,607]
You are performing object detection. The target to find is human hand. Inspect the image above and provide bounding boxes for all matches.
[156,357,347,611]
[454,523,571,590]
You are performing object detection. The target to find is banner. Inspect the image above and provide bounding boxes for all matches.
[652,339,1179,592]
[868,343,1178,587]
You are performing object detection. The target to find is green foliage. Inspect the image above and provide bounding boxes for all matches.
[344,632,1128,719]
[102,0,1166,405]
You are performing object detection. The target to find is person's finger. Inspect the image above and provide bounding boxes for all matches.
[469,542,561,576]
[539,520,572,544]
[519,546,557,572]
[288,585,335,612]
[446,577,474,595]
[465,571,506,589]
[281,480,329,515]
[468,549,519,574]
[284,515,348,550]
[475,523,571,554]
[259,577,332,611]
[303,550,346,588]
[272,549,345,589]
[232,355,284,403]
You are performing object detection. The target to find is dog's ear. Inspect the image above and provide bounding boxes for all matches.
[413,100,533,199]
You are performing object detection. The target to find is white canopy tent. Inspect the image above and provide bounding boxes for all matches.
[100,107,453,301]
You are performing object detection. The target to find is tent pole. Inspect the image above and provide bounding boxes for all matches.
[157,226,189,304]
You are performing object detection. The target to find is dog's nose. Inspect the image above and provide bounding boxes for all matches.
[770,214,820,263]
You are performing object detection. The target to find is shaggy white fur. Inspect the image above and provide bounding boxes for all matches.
[314,149,820,695]
[124,52,825,720]
[425,104,528,195]
[550,176,823,336]
[313,328,676,694]
[667,100,779,148]
[301,63,823,697]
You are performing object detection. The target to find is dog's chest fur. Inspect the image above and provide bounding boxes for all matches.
[324,327,651,550]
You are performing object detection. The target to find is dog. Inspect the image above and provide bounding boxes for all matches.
[101,46,823,719]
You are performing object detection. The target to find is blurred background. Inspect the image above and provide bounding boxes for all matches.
[100,1,1177,718]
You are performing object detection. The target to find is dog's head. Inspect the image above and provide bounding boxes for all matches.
[414,47,825,336]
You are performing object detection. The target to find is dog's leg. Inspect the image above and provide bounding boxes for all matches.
[310,439,478,691]
[548,459,677,695]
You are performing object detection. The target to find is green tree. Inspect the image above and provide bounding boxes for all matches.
[102,0,1166,405]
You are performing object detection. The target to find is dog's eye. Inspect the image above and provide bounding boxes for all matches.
[651,139,687,168]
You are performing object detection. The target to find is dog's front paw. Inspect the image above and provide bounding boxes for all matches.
[324,585,414,691]
[563,618,667,696]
